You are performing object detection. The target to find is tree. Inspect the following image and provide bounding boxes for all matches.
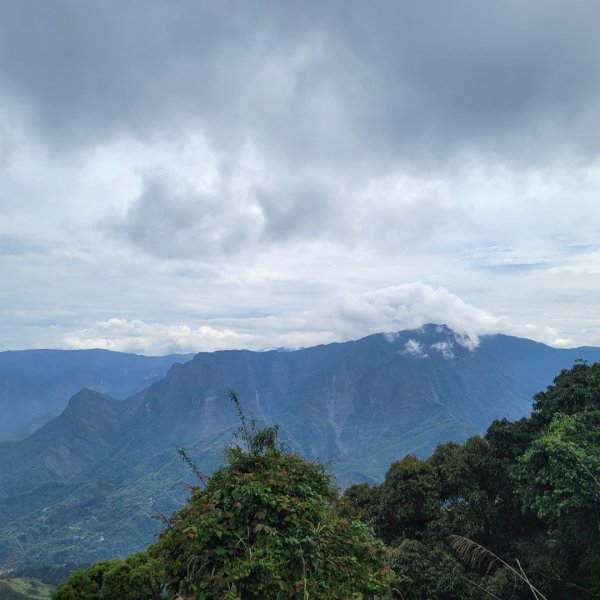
[516,411,600,597]
[531,360,600,424]
[387,539,478,600]
[374,454,439,545]
[101,552,162,600]
[150,392,395,599]
[51,552,161,600]
[52,561,112,600]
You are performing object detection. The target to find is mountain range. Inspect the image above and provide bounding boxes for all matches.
[0,349,193,440]
[2,324,600,567]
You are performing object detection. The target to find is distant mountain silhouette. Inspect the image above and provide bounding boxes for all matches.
[2,325,600,565]
[0,348,193,439]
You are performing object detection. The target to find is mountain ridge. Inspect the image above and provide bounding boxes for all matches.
[3,324,600,565]
[0,349,194,440]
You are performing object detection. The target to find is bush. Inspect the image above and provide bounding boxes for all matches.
[150,393,395,599]
[51,552,161,600]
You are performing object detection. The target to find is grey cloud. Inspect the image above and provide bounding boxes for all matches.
[255,180,336,242]
[117,170,342,258]
[118,176,257,257]
[2,1,600,165]
[115,167,471,258]
[4,1,600,354]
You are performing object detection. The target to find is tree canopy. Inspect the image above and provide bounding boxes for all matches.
[341,361,600,598]
[52,552,161,600]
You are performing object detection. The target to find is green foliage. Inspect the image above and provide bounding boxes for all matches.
[515,411,600,596]
[51,552,161,600]
[517,411,600,523]
[151,397,395,599]
[531,360,600,424]
[339,361,600,599]
[0,578,53,600]
[52,561,107,600]
[387,540,476,600]
[375,455,439,545]
[335,482,381,525]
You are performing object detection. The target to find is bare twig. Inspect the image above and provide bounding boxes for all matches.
[177,447,209,485]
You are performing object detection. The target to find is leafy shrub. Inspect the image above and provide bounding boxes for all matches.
[150,392,395,599]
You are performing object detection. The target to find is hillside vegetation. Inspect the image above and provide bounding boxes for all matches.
[52,361,600,599]
[5,327,600,566]
[0,578,53,600]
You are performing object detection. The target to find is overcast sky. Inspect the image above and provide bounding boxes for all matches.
[1,0,600,354]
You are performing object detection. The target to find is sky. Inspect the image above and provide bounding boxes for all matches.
[1,0,600,354]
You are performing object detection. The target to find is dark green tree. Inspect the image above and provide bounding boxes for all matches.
[51,552,161,600]
[340,362,600,598]
[532,361,600,419]
[387,539,478,600]
[374,454,439,545]
[101,552,162,600]
[335,482,381,525]
[516,411,600,597]
[52,561,112,600]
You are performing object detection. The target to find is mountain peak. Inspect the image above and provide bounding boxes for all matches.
[65,388,115,410]
[381,324,474,359]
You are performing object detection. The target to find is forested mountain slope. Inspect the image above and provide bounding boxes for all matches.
[3,325,600,566]
[0,349,193,439]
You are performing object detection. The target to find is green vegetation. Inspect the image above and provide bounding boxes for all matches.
[53,393,395,599]
[0,578,53,600]
[151,392,395,599]
[51,362,600,598]
[51,553,161,600]
[340,360,600,598]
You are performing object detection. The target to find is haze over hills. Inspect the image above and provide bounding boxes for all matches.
[0,349,194,440]
[2,324,600,566]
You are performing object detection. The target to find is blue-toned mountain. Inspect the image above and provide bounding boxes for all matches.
[3,325,600,565]
[0,349,193,439]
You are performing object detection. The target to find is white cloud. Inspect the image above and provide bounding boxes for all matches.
[322,284,511,348]
[51,283,533,354]
[404,339,428,357]
[61,319,255,355]
[431,341,455,359]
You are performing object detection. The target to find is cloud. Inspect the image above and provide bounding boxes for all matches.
[61,318,255,355]
[117,175,258,258]
[2,1,600,167]
[115,166,340,258]
[6,274,591,354]
[404,339,428,357]
[1,2,600,353]
[431,341,455,359]
[320,284,512,348]
[57,284,512,354]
